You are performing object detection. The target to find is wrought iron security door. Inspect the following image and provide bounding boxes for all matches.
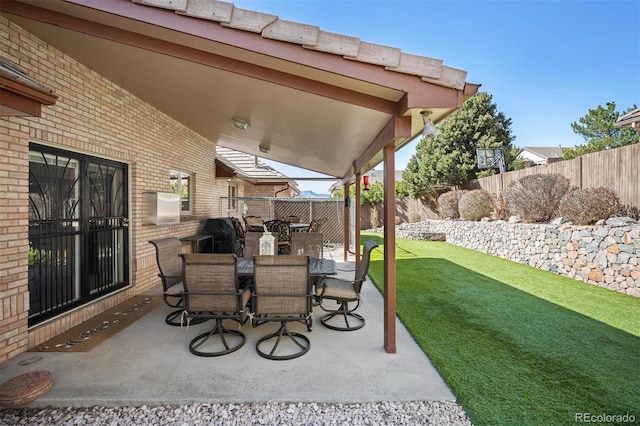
[28,144,129,325]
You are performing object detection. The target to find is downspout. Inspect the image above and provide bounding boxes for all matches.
[275,183,290,197]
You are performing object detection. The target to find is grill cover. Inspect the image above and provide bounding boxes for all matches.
[202,218,242,256]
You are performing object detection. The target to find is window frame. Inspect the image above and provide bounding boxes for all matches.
[228,181,238,212]
[170,169,193,215]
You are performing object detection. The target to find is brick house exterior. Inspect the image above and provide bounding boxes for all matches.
[0,16,231,361]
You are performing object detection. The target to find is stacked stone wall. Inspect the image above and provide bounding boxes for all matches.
[387,220,640,297]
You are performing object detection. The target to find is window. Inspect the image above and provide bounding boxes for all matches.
[228,182,237,211]
[170,169,192,215]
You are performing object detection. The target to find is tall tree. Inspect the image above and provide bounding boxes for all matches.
[403,92,516,198]
[563,102,638,160]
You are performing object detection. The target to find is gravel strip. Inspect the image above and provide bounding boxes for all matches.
[1,401,472,425]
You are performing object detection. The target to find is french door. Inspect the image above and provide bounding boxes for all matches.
[28,144,129,325]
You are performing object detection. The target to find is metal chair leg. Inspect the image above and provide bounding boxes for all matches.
[189,319,245,357]
[256,322,310,360]
[319,301,365,331]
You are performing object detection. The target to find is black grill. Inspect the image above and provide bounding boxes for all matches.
[201,218,242,256]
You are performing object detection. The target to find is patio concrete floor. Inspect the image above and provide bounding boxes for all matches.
[0,246,456,408]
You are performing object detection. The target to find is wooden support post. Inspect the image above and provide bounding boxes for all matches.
[383,142,396,353]
[343,182,350,262]
[355,172,361,268]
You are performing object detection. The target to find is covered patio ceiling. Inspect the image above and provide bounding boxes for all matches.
[0,0,479,180]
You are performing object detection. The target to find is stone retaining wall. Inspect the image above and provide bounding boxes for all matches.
[384,220,640,297]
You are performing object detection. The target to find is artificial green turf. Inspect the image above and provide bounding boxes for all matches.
[361,233,640,426]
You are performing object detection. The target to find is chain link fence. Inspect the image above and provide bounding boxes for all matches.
[219,197,346,244]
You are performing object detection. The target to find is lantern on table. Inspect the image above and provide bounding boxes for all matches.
[259,225,276,255]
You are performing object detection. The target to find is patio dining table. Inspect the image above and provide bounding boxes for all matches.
[289,223,310,232]
[237,257,336,277]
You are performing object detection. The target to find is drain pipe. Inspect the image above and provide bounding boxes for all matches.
[275,183,290,197]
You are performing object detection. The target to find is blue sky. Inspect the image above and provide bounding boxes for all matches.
[232,0,640,193]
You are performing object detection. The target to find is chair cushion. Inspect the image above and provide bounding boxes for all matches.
[316,277,357,300]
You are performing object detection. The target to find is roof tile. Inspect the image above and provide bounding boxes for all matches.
[176,0,233,23]
[262,19,319,45]
[303,30,360,57]
[132,0,469,90]
[221,7,277,33]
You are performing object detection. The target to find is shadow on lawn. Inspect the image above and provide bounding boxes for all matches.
[368,252,640,426]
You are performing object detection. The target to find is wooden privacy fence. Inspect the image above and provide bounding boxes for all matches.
[472,143,640,207]
[219,197,345,243]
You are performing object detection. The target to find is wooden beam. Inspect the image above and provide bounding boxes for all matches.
[383,142,397,354]
[351,115,411,175]
[0,1,397,115]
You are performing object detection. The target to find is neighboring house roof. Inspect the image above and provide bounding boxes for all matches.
[0,56,58,116]
[517,147,565,165]
[615,108,640,130]
[216,146,300,195]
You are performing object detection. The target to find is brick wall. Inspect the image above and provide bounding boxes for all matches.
[0,17,222,361]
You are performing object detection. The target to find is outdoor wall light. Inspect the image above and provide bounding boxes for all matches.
[259,144,270,153]
[232,117,250,130]
[362,175,370,191]
[421,111,441,137]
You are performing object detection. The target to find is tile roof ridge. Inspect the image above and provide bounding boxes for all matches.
[132,0,468,90]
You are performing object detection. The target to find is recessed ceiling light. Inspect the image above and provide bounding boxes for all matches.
[232,118,250,130]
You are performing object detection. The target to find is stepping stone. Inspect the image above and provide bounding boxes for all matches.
[0,370,52,408]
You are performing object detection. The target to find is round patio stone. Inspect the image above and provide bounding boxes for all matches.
[0,370,52,408]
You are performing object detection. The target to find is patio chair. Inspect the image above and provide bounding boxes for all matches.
[282,215,301,223]
[314,240,379,331]
[243,215,264,232]
[307,218,327,233]
[290,232,323,258]
[228,216,245,248]
[251,255,312,360]
[242,232,263,258]
[264,219,291,254]
[180,253,251,357]
[149,237,191,326]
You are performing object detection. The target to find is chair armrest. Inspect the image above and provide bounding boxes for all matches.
[159,273,182,279]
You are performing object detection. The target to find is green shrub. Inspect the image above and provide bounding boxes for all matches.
[458,189,494,221]
[437,190,467,219]
[502,174,570,223]
[559,187,621,225]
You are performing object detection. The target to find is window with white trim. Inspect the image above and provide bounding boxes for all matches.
[228,182,237,211]
[170,169,192,215]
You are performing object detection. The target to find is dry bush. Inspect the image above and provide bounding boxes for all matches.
[437,190,467,219]
[458,189,495,221]
[559,187,621,225]
[502,174,570,223]
[493,192,510,220]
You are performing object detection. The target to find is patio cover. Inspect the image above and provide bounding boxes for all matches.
[0,0,480,352]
